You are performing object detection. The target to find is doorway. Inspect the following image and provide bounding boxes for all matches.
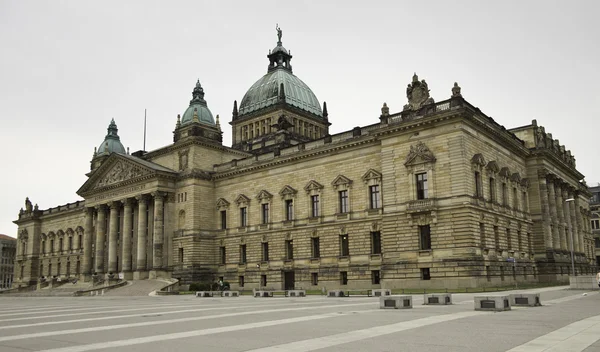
[283,271,295,290]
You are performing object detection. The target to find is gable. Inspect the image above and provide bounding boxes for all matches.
[77,153,176,196]
[235,194,251,205]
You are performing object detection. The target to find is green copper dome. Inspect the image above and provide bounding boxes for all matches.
[181,80,215,125]
[238,29,322,118]
[97,119,126,155]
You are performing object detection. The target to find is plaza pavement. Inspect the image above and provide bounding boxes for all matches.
[1,286,600,352]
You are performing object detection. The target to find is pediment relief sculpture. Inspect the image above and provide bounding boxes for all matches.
[361,169,382,183]
[304,180,324,193]
[235,194,251,205]
[279,185,298,197]
[256,190,273,201]
[331,175,353,189]
[404,141,436,166]
[95,160,149,189]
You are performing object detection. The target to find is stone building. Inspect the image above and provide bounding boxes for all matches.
[12,30,595,290]
[0,234,16,290]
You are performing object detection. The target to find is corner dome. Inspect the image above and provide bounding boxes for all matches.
[97,119,126,155]
[237,27,322,118]
[181,80,215,125]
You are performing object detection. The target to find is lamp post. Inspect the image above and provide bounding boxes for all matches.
[565,198,576,277]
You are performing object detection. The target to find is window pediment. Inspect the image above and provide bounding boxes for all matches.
[404,142,436,167]
[471,153,486,168]
[486,160,499,174]
[304,180,324,193]
[256,190,273,201]
[511,172,521,183]
[331,175,353,189]
[216,198,230,209]
[499,167,511,178]
[235,194,250,205]
[279,185,298,198]
[361,169,382,184]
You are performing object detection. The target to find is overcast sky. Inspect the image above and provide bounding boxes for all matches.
[1,1,599,238]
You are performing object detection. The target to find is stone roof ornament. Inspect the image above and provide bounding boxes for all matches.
[403,73,435,111]
[452,82,462,97]
[381,102,389,116]
[276,24,282,45]
[25,197,32,213]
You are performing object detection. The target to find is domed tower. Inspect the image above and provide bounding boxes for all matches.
[231,26,330,153]
[173,80,222,144]
[90,119,126,171]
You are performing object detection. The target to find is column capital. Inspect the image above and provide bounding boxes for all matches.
[121,198,134,207]
[95,204,107,211]
[135,194,149,204]
[109,201,121,210]
[151,191,166,200]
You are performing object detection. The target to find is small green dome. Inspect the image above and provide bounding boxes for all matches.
[97,119,126,155]
[181,80,215,125]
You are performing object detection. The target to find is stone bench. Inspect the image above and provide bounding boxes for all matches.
[195,291,217,297]
[222,291,240,297]
[254,290,276,297]
[423,293,452,305]
[380,295,413,309]
[509,293,541,307]
[474,295,511,311]
[286,290,306,297]
[327,290,346,297]
[370,289,391,297]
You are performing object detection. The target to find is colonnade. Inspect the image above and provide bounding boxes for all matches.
[81,192,168,278]
[539,172,588,255]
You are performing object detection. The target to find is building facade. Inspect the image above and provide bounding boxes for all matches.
[12,31,595,290]
[0,234,16,290]
[589,185,600,266]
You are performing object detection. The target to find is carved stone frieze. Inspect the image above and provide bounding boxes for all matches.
[405,141,436,166]
[95,161,148,189]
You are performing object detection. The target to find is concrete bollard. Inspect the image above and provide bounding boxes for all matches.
[380,295,413,309]
[474,295,511,311]
[423,293,452,305]
[509,293,541,307]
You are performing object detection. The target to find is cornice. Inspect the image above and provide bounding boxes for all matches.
[145,137,250,160]
[233,102,329,126]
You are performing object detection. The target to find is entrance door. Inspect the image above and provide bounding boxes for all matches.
[284,271,295,290]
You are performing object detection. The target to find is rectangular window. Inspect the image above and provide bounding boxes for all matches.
[494,226,500,248]
[286,240,293,260]
[340,234,349,256]
[239,244,247,264]
[486,265,491,282]
[219,246,226,265]
[489,178,496,202]
[238,276,244,287]
[50,239,54,253]
[595,238,600,248]
[78,234,82,249]
[340,271,348,285]
[261,203,269,224]
[421,268,431,280]
[500,266,505,281]
[59,238,63,252]
[68,237,73,250]
[517,230,522,251]
[178,248,184,263]
[311,237,320,258]
[220,210,227,229]
[371,270,381,284]
[42,241,45,254]
[522,191,528,212]
[260,274,267,287]
[419,225,431,250]
[240,207,247,227]
[311,273,318,286]
[479,223,485,248]
[371,231,381,254]
[513,188,518,209]
[416,173,428,199]
[369,185,381,209]
[262,242,269,262]
[507,229,512,249]
[502,182,508,206]
[311,195,320,217]
[474,171,482,198]
[339,190,349,213]
[285,199,293,221]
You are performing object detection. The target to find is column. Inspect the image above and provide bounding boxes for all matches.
[152,192,165,269]
[555,181,566,249]
[136,195,148,271]
[108,202,119,274]
[94,205,107,274]
[575,197,585,254]
[537,172,552,251]
[546,178,559,250]
[83,208,94,275]
[122,199,133,272]
[568,191,579,253]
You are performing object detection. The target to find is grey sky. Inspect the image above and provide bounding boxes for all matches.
[1,1,598,238]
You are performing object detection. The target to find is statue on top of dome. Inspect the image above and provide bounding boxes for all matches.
[276,24,282,43]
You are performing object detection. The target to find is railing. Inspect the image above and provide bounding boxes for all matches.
[407,199,436,212]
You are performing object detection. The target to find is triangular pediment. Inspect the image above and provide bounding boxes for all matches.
[331,175,353,189]
[256,190,273,201]
[404,142,436,166]
[304,180,324,193]
[216,198,230,208]
[279,185,298,197]
[77,153,176,196]
[235,194,251,205]
[361,169,382,183]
